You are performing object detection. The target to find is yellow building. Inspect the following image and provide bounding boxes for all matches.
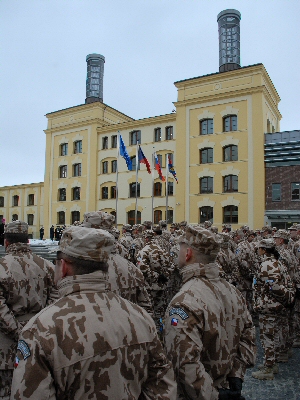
[0,10,282,237]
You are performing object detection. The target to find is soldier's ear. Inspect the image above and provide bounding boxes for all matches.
[186,247,192,261]
[60,259,70,277]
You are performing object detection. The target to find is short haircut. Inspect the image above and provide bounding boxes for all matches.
[4,233,28,244]
[57,251,108,275]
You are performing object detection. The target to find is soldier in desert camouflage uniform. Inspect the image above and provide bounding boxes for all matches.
[164,225,256,400]
[81,211,153,315]
[119,223,133,251]
[111,227,129,259]
[0,221,56,400]
[216,232,239,285]
[11,226,177,399]
[136,230,172,333]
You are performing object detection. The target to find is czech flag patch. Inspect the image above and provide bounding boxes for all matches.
[171,318,178,326]
[14,356,19,368]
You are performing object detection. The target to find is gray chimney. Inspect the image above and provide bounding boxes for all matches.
[217,9,241,72]
[85,53,105,104]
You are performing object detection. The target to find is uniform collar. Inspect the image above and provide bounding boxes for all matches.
[181,262,219,284]
[6,242,31,254]
[57,270,110,297]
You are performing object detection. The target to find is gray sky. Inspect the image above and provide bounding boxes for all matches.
[1,0,299,187]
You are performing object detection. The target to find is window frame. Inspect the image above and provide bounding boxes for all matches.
[154,128,161,142]
[200,177,213,194]
[200,119,214,135]
[165,126,173,140]
[200,148,213,164]
[57,211,65,225]
[129,183,140,198]
[12,213,18,221]
[12,195,19,207]
[199,206,213,224]
[130,130,141,146]
[73,163,82,177]
[154,210,162,224]
[223,205,238,224]
[74,140,82,154]
[60,143,68,156]
[223,145,238,162]
[167,182,174,196]
[102,161,108,174]
[223,175,238,193]
[111,135,117,148]
[102,136,108,149]
[291,182,300,201]
[27,214,34,226]
[58,188,66,202]
[59,165,67,178]
[272,183,281,202]
[72,187,81,201]
[102,186,108,199]
[0,197,4,207]
[127,210,141,225]
[71,211,80,224]
[111,186,116,199]
[28,194,34,206]
[154,182,162,197]
[166,210,173,224]
[223,115,238,132]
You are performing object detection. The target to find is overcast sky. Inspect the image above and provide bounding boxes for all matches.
[1,0,299,187]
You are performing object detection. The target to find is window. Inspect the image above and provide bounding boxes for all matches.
[291,182,300,201]
[59,165,67,178]
[72,187,80,201]
[166,210,173,224]
[200,206,213,223]
[224,175,238,192]
[130,130,141,145]
[167,153,174,163]
[12,214,18,221]
[154,182,162,196]
[223,205,238,223]
[167,182,174,196]
[111,135,117,148]
[223,145,238,161]
[154,128,161,142]
[57,211,65,225]
[28,194,34,206]
[13,195,19,207]
[102,161,108,174]
[59,188,66,201]
[27,214,34,226]
[154,210,162,224]
[111,186,116,199]
[111,160,117,173]
[157,154,163,168]
[73,163,82,177]
[127,210,141,225]
[74,140,82,154]
[102,136,108,149]
[131,156,140,171]
[71,211,80,224]
[200,177,213,193]
[166,126,173,140]
[60,143,68,156]
[129,183,140,198]
[0,197,4,207]
[200,119,213,135]
[272,183,281,202]
[223,115,237,132]
[102,187,108,199]
[200,148,213,164]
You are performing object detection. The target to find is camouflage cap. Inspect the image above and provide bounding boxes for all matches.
[144,230,155,240]
[132,224,143,232]
[122,224,132,231]
[178,224,220,255]
[210,226,218,233]
[159,220,167,227]
[259,238,276,249]
[288,223,300,231]
[222,224,231,230]
[81,211,115,231]
[142,220,152,228]
[240,225,250,231]
[246,230,256,237]
[273,229,290,240]
[261,226,272,233]
[170,222,179,229]
[111,227,120,239]
[59,226,114,262]
[204,221,212,228]
[179,221,187,227]
[4,220,28,234]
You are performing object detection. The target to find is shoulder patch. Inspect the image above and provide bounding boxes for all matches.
[17,340,31,360]
[169,307,189,320]
[235,249,240,255]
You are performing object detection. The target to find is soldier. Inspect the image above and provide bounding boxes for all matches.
[170,222,180,237]
[136,230,172,333]
[81,211,153,315]
[119,223,133,251]
[0,221,56,400]
[11,226,177,399]
[179,221,187,232]
[111,227,129,259]
[130,224,144,264]
[216,232,239,285]
[222,223,232,233]
[261,226,273,239]
[164,225,256,399]
[203,220,212,229]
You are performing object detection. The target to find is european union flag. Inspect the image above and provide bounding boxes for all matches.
[119,134,132,171]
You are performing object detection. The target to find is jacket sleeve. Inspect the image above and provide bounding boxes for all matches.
[0,270,21,340]
[164,305,219,400]
[10,328,56,400]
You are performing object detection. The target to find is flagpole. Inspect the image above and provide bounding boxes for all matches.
[135,141,139,224]
[152,150,155,225]
[116,131,120,227]
[166,154,169,224]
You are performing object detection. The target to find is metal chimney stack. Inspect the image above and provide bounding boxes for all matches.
[217,9,241,72]
[85,53,105,104]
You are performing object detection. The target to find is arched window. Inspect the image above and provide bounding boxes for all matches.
[200,119,213,135]
[199,207,213,224]
[200,148,213,164]
[223,206,238,223]
[154,182,162,196]
[101,187,108,199]
[12,214,18,221]
[223,115,237,132]
[111,160,117,173]
[12,195,19,207]
[71,211,80,224]
[58,188,66,201]
[72,187,81,200]
[27,214,34,226]
[223,175,238,192]
[129,183,140,198]
[223,145,238,161]
[200,177,213,193]
[154,210,162,224]
[127,210,141,225]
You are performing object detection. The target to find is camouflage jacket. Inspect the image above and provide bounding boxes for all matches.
[216,246,239,285]
[0,243,56,370]
[11,272,177,399]
[234,240,259,290]
[253,254,295,314]
[137,240,172,290]
[277,245,300,285]
[107,253,153,315]
[164,262,256,400]
[119,232,133,250]
[155,232,171,253]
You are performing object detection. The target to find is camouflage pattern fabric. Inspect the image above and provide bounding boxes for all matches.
[164,262,256,399]
[11,272,177,399]
[0,370,13,399]
[216,235,239,285]
[114,241,129,259]
[119,232,133,251]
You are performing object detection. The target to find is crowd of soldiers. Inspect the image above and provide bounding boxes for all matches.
[0,213,299,399]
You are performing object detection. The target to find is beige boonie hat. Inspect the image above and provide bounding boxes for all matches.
[259,238,275,249]
[204,221,212,228]
[159,220,167,227]
[81,211,115,231]
[142,220,152,228]
[179,221,187,227]
[122,224,132,231]
[59,226,114,262]
[4,220,28,234]
[288,224,300,231]
[178,224,220,255]
[273,229,290,240]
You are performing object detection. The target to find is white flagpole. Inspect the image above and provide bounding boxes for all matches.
[152,150,155,225]
[135,141,139,224]
[115,131,120,227]
[166,154,169,224]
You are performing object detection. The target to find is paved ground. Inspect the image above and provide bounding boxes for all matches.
[242,327,300,400]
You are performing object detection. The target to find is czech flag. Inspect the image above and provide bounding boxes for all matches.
[154,152,165,182]
[119,134,132,171]
[168,155,178,184]
[138,145,151,174]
